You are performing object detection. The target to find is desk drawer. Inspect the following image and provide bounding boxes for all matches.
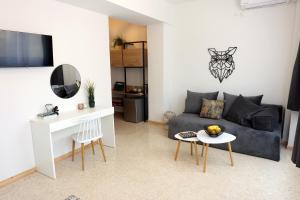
[50,119,79,132]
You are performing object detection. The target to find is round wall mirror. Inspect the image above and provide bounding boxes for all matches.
[50,64,81,99]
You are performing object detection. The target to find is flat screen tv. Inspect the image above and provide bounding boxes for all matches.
[0,29,53,67]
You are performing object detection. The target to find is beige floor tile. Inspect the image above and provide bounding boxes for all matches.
[1,118,300,200]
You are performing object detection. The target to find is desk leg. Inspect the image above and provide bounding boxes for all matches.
[101,115,115,147]
[30,123,56,179]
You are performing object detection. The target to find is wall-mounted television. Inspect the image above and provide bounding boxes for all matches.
[0,29,53,67]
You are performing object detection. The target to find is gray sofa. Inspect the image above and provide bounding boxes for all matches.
[168,104,284,161]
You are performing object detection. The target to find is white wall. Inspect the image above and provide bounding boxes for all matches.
[168,0,297,116]
[147,23,164,121]
[109,18,147,87]
[57,0,173,123]
[0,0,111,181]
[147,23,176,121]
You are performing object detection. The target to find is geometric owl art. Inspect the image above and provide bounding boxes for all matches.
[208,47,237,83]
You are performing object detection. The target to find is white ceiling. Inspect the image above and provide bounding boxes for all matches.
[57,0,161,25]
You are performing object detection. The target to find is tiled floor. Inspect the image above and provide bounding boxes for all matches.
[1,118,300,200]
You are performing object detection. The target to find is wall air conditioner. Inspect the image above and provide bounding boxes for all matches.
[241,0,290,9]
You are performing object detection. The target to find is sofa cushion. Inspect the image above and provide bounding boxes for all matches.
[200,99,224,119]
[184,90,219,114]
[225,95,262,126]
[223,92,263,117]
[261,104,280,123]
[252,108,275,131]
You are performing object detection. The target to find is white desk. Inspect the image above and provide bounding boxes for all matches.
[30,106,115,179]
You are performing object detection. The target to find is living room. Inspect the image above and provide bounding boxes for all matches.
[0,0,300,199]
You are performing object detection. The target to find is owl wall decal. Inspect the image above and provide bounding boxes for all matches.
[208,47,237,83]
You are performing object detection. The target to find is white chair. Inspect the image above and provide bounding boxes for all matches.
[71,116,106,170]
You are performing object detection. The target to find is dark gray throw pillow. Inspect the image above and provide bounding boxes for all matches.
[252,109,274,131]
[261,104,280,124]
[225,95,263,126]
[184,90,219,114]
[223,92,263,117]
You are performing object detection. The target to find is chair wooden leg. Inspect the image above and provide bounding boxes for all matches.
[81,143,85,171]
[203,144,209,173]
[194,141,199,165]
[98,139,107,162]
[91,140,95,155]
[174,140,181,161]
[72,140,75,161]
[228,142,234,166]
[201,143,204,157]
[190,142,193,156]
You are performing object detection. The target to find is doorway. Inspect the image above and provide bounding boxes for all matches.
[109,17,148,123]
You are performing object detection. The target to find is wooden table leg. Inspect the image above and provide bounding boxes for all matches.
[81,143,85,171]
[190,142,193,156]
[201,143,204,157]
[174,140,181,161]
[203,143,209,173]
[228,142,234,166]
[91,140,95,155]
[194,141,199,165]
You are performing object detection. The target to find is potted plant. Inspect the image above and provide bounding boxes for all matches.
[86,80,95,108]
[113,36,125,49]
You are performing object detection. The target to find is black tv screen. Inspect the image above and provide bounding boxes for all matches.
[0,29,53,67]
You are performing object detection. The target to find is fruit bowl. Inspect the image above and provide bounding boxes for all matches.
[204,124,225,137]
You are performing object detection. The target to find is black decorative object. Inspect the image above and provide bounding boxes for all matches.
[86,80,95,108]
[208,47,237,83]
[288,42,300,168]
[37,104,59,118]
[50,64,81,99]
[179,131,197,138]
[204,124,225,137]
[65,195,80,200]
[89,96,95,108]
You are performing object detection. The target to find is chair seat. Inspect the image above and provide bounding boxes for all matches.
[72,133,102,144]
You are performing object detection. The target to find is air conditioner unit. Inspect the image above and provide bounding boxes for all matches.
[241,0,289,9]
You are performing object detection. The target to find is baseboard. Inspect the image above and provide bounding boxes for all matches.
[54,142,96,163]
[0,168,36,188]
[147,120,166,125]
[0,142,96,188]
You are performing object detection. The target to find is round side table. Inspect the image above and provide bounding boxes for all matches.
[174,132,201,165]
[197,130,236,172]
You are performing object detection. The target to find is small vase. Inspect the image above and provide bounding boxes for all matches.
[89,96,95,108]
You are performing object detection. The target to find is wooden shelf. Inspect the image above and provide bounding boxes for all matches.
[110,48,147,68]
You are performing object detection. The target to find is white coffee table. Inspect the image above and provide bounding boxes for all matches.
[197,130,236,172]
[174,132,203,165]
